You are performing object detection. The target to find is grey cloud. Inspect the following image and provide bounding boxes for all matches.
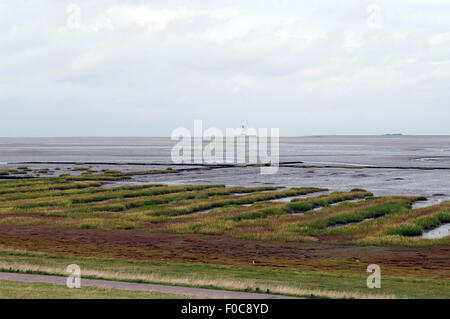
[1,0,450,136]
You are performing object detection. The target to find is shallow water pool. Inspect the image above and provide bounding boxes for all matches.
[421,223,450,239]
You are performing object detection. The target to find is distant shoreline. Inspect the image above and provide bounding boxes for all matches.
[1,135,450,138]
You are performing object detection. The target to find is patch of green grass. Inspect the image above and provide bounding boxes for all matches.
[386,211,450,237]
[230,207,287,221]
[72,167,90,171]
[153,187,325,217]
[387,224,423,236]
[231,191,371,221]
[308,201,409,229]
[0,181,104,196]
[102,169,121,174]
[71,184,225,204]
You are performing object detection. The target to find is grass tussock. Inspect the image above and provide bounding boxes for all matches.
[385,211,450,237]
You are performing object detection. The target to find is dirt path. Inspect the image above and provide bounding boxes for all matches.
[0,272,298,299]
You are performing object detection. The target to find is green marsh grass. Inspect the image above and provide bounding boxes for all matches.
[0,173,448,245]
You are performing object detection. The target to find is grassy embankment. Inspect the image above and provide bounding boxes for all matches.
[0,248,448,299]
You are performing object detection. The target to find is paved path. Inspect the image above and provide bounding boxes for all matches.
[0,272,298,299]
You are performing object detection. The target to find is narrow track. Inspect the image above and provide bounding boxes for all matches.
[0,272,299,299]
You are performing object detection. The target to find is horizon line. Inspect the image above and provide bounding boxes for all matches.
[1,134,450,138]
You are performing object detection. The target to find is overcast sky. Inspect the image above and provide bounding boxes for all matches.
[1,0,450,136]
